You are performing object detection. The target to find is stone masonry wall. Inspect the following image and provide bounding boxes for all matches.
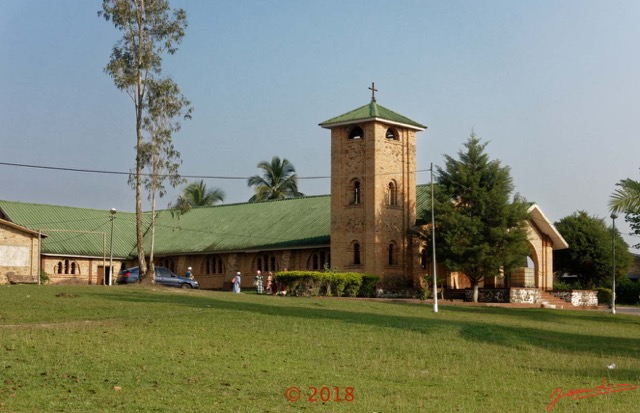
[552,290,598,306]
[0,223,40,284]
[329,121,417,283]
[510,288,541,304]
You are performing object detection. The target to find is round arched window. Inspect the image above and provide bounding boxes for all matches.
[349,127,364,140]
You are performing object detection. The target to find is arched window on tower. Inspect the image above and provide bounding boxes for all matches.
[387,181,398,206]
[421,248,429,269]
[349,126,364,140]
[385,127,398,140]
[353,242,361,265]
[388,242,398,266]
[353,181,361,205]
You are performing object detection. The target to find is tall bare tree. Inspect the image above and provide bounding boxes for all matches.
[140,78,192,280]
[100,0,187,281]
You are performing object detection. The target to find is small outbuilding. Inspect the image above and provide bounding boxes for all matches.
[0,218,43,284]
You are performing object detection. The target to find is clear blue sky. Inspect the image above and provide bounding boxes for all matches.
[1,0,640,248]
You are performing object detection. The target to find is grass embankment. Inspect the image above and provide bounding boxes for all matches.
[1,285,639,412]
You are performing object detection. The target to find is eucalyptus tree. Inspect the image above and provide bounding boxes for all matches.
[100,0,188,281]
[428,134,530,302]
[140,78,192,277]
[247,156,303,202]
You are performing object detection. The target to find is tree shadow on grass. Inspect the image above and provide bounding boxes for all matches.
[87,288,640,361]
[387,300,640,326]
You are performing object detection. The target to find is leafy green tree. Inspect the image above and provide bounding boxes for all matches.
[622,213,640,250]
[172,180,225,214]
[247,156,303,202]
[554,211,632,289]
[610,177,640,249]
[100,0,187,282]
[425,133,530,302]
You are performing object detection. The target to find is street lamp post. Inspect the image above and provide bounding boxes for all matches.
[431,163,438,313]
[109,208,117,286]
[610,212,618,315]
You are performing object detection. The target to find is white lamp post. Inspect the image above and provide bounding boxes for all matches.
[611,212,618,315]
[109,208,116,286]
[431,163,438,313]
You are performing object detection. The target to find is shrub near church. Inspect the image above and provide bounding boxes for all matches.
[276,271,378,298]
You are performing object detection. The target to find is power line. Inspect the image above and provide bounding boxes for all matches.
[0,161,250,180]
[0,161,431,180]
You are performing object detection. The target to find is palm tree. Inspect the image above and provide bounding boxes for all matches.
[247,156,303,202]
[609,178,640,214]
[172,180,225,213]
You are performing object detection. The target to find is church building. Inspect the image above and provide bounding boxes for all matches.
[0,86,568,295]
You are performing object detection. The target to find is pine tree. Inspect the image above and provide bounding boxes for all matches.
[433,133,530,302]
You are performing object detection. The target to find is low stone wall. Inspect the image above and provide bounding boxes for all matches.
[510,288,541,304]
[5,272,38,284]
[376,289,421,299]
[552,290,598,307]
[463,288,541,303]
[464,288,510,303]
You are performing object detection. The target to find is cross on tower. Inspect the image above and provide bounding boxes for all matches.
[369,82,378,102]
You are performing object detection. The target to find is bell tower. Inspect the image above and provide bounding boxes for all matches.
[319,84,426,282]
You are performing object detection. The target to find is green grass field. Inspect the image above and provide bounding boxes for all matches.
[1,285,638,412]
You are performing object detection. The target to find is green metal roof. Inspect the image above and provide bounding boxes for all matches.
[0,195,332,258]
[319,100,426,130]
[0,200,141,259]
[149,195,331,255]
[416,184,430,211]
[1,186,435,258]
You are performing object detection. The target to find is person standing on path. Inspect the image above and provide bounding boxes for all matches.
[232,271,241,293]
[255,270,264,294]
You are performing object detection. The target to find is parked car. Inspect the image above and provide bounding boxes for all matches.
[117,266,199,289]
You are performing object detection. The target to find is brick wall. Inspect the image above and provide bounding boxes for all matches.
[329,121,417,283]
[0,221,40,284]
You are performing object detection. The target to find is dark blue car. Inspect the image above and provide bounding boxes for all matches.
[117,266,199,289]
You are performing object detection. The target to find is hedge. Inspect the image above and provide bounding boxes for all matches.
[274,271,379,298]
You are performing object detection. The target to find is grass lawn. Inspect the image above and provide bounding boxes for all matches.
[1,284,639,413]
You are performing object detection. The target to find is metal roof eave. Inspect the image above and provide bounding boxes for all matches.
[0,217,46,238]
[41,253,130,260]
[528,204,569,250]
[319,117,426,131]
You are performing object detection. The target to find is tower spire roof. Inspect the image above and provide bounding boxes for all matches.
[319,91,426,131]
[320,83,425,130]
